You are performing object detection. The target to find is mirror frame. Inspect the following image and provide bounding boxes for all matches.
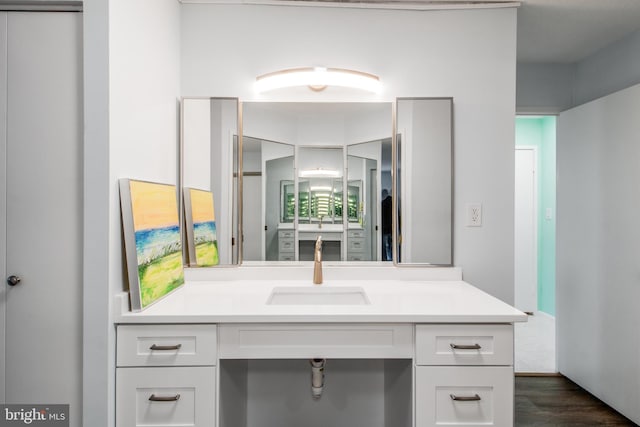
[392,97,454,267]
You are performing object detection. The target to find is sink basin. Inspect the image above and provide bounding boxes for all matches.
[266,286,370,305]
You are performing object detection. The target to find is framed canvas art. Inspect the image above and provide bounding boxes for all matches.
[183,188,219,267]
[119,179,185,311]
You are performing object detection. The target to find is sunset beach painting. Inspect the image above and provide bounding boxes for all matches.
[120,179,185,311]
[184,188,219,267]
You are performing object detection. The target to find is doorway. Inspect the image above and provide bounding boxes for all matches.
[514,116,557,373]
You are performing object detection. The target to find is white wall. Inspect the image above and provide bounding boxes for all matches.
[557,83,640,424]
[84,1,181,426]
[181,4,517,302]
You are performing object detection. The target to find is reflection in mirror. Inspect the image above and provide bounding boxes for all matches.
[242,102,392,262]
[180,97,239,266]
[298,146,343,225]
[281,180,295,223]
[395,98,453,265]
[346,138,393,261]
[242,136,295,261]
[298,147,344,261]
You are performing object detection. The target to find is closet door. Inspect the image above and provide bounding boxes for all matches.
[1,11,82,427]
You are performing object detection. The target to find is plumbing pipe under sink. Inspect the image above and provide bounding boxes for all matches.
[310,358,326,399]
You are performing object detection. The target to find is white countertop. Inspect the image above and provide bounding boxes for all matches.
[114,276,527,324]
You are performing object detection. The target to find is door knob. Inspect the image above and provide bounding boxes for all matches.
[7,275,21,286]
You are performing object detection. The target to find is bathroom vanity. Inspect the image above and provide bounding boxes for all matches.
[114,266,526,427]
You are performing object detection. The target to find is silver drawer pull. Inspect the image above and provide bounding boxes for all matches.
[149,394,180,402]
[149,344,182,351]
[450,393,481,402]
[450,343,481,350]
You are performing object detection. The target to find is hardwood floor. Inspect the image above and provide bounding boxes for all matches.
[515,375,637,426]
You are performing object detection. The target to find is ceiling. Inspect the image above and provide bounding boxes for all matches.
[517,0,640,63]
[218,0,640,64]
[7,0,640,64]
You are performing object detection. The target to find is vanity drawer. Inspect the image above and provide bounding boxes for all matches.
[278,238,295,252]
[219,324,413,359]
[116,366,216,427]
[415,324,512,366]
[348,229,365,239]
[117,324,217,367]
[279,253,295,261]
[278,230,295,239]
[415,366,513,427]
[347,238,365,251]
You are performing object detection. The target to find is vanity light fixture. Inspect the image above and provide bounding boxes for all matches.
[299,168,341,178]
[255,67,382,93]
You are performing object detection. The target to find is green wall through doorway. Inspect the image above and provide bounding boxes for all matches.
[516,116,556,316]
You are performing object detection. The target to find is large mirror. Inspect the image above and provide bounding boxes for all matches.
[181,98,240,266]
[241,102,392,262]
[180,98,453,267]
[395,97,453,265]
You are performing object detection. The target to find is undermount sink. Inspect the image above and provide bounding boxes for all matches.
[266,286,370,306]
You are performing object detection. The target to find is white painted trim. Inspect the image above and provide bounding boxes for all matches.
[516,108,561,116]
[179,0,521,11]
[0,2,82,12]
[83,1,112,426]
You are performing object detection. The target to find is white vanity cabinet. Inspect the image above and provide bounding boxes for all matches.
[114,322,516,427]
[347,228,366,261]
[113,278,525,427]
[277,229,295,261]
[414,324,514,427]
[115,325,217,427]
